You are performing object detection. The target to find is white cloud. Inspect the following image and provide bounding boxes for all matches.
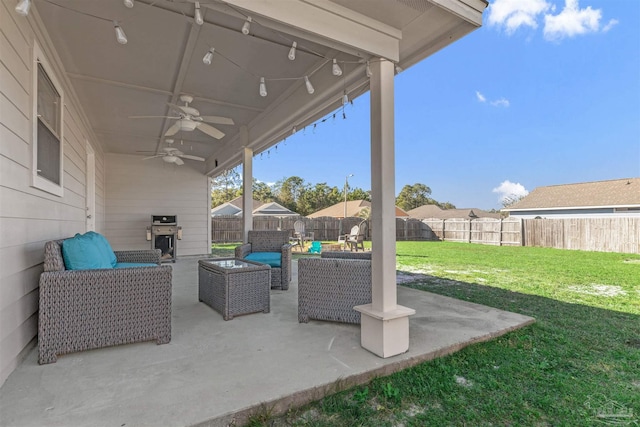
[488,0,618,41]
[476,91,486,103]
[543,0,602,40]
[601,18,619,33]
[487,0,552,34]
[491,98,511,108]
[492,180,529,204]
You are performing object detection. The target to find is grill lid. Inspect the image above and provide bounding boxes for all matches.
[152,215,177,224]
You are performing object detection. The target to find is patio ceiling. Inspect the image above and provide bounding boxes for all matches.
[33,0,486,176]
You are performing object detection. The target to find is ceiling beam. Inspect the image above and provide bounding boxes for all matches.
[223,0,401,61]
[429,0,486,26]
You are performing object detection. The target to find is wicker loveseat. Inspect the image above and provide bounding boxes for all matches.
[298,251,372,324]
[235,230,293,290]
[38,237,173,364]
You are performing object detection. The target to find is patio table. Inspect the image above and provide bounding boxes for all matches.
[198,258,271,320]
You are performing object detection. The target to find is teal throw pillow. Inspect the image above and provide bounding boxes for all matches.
[86,231,117,267]
[245,252,281,267]
[62,233,113,270]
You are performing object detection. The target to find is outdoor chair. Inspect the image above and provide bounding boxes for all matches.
[38,235,173,364]
[298,251,372,324]
[289,220,314,252]
[338,220,366,251]
[235,230,293,290]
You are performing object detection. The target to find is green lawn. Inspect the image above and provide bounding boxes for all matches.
[244,241,640,426]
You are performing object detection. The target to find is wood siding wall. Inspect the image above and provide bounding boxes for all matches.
[105,154,210,256]
[0,3,106,386]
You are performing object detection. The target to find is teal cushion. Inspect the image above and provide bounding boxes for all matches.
[86,231,117,267]
[62,233,113,270]
[114,262,158,268]
[245,252,281,268]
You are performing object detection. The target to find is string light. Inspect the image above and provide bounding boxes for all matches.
[342,91,349,105]
[15,0,30,16]
[288,42,297,61]
[366,61,372,78]
[332,59,342,76]
[304,76,314,94]
[202,48,215,65]
[259,77,267,97]
[194,2,203,25]
[241,17,252,35]
[114,22,128,44]
[124,0,134,8]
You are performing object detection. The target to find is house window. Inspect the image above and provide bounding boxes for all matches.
[32,43,64,196]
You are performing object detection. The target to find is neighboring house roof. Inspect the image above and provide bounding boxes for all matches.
[211,197,263,216]
[253,202,299,217]
[408,205,501,219]
[504,178,640,211]
[308,200,409,218]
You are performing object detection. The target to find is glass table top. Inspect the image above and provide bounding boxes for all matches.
[204,259,254,269]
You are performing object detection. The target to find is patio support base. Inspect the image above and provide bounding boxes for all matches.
[354,304,416,358]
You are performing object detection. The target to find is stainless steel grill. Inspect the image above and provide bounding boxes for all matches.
[147,215,182,263]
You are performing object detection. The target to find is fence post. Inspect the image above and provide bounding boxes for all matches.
[468,219,472,243]
[499,218,503,246]
[442,219,445,241]
[520,218,525,246]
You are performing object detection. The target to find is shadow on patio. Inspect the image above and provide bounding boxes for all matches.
[0,257,534,427]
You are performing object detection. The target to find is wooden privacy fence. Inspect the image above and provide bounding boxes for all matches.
[212,215,638,254]
[419,218,522,246]
[523,217,639,254]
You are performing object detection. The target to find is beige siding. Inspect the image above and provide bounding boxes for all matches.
[105,154,210,256]
[0,3,106,386]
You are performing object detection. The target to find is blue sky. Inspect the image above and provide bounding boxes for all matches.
[252,0,640,210]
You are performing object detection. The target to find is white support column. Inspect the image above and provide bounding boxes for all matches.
[354,59,415,358]
[241,127,253,244]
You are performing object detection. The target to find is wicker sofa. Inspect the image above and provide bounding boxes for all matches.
[38,238,173,364]
[298,251,372,324]
[235,230,292,290]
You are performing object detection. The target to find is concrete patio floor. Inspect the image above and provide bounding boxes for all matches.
[0,256,534,427]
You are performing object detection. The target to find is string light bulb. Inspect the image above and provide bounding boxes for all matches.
[194,2,203,25]
[366,61,372,78]
[124,0,134,8]
[332,59,342,76]
[241,17,252,35]
[259,77,267,97]
[202,48,215,65]
[304,76,314,94]
[292,126,297,135]
[15,0,30,16]
[395,64,403,74]
[114,23,128,44]
[342,91,349,105]
[288,42,297,61]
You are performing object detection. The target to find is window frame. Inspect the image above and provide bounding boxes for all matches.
[31,42,64,197]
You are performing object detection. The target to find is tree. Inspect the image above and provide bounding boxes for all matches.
[395,183,432,211]
[438,201,457,210]
[252,179,274,203]
[348,187,371,202]
[211,169,242,208]
[501,194,524,208]
[298,183,342,216]
[273,176,307,212]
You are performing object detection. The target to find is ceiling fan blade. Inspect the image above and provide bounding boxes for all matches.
[174,157,184,166]
[179,154,205,162]
[197,123,225,139]
[142,155,164,161]
[167,103,199,117]
[164,121,181,136]
[129,115,180,119]
[198,116,235,125]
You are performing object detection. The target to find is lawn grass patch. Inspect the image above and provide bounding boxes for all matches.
[255,241,639,427]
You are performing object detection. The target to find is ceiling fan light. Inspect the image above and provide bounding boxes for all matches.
[259,77,267,97]
[304,76,314,95]
[123,0,134,8]
[332,59,342,76]
[163,155,177,163]
[194,2,203,25]
[178,119,198,132]
[114,23,128,44]
[15,0,30,16]
[288,41,297,61]
[203,48,214,65]
[241,17,251,35]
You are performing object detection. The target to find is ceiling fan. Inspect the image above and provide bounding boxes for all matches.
[129,95,234,139]
[142,144,205,166]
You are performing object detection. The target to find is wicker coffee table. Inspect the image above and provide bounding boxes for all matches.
[198,258,271,320]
